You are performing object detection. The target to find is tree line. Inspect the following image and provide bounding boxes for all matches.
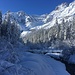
[0,11,20,44]
[23,16,75,49]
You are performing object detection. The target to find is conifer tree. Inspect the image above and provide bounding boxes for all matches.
[0,11,2,37]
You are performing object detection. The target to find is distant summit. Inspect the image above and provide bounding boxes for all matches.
[55,2,68,10]
[2,1,75,31]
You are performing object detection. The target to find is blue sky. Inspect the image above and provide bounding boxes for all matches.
[0,0,74,15]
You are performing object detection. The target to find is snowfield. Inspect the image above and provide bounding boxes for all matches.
[0,52,70,75]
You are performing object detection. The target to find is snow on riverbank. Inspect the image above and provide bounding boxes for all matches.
[45,52,63,59]
[0,52,70,75]
[69,54,75,64]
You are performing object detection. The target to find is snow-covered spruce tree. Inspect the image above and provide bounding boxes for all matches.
[0,11,2,24]
[1,11,11,40]
[10,22,20,44]
[55,17,60,39]
[23,17,75,50]
[71,16,75,39]
[1,11,20,44]
[59,19,65,40]
[3,13,11,40]
[0,11,2,37]
[62,18,75,62]
[0,11,21,63]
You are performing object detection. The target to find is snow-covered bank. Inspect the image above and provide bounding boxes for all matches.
[69,54,75,64]
[0,52,70,75]
[45,52,63,59]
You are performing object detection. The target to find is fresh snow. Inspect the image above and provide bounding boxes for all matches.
[20,31,31,38]
[1,1,75,75]
[45,53,63,59]
[69,54,75,64]
[0,39,70,75]
[0,52,70,75]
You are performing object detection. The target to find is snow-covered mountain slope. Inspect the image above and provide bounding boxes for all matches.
[2,1,75,31]
[3,11,47,31]
[44,1,75,26]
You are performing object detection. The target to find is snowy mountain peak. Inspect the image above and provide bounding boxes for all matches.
[69,1,75,6]
[2,1,75,31]
[16,11,26,17]
[55,2,68,10]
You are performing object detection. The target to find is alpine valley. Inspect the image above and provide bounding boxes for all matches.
[0,1,75,75]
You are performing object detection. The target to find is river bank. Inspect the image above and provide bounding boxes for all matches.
[53,58,75,75]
